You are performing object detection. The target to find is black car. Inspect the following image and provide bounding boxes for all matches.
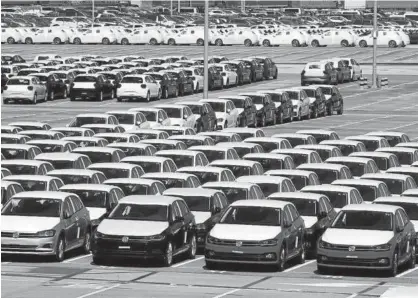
[1,73,8,92]
[92,195,197,266]
[164,70,193,96]
[221,60,252,85]
[99,71,123,97]
[248,56,278,80]
[240,93,277,127]
[181,102,217,132]
[239,58,264,82]
[30,73,67,100]
[146,72,178,98]
[317,85,344,116]
[208,66,224,90]
[257,90,293,124]
[220,96,257,128]
[163,188,229,249]
[1,55,25,65]
[301,87,327,118]
[70,74,114,101]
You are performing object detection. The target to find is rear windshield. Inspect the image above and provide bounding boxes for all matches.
[122,77,143,83]
[8,79,30,85]
[74,76,96,82]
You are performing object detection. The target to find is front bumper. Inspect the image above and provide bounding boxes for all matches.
[1,236,56,256]
[92,237,165,259]
[317,247,393,270]
[205,242,278,264]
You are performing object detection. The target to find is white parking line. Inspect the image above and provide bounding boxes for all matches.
[330,115,392,129]
[63,253,92,263]
[75,283,121,298]
[171,256,204,268]
[390,121,418,130]
[347,92,418,111]
[396,266,418,278]
[284,259,316,273]
[212,288,240,298]
[346,293,358,298]
[345,81,418,99]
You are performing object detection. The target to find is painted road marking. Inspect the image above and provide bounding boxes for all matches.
[171,256,204,268]
[75,283,121,298]
[347,91,418,111]
[396,267,418,278]
[63,253,92,263]
[212,288,240,298]
[345,81,418,99]
[284,260,316,273]
[390,121,418,130]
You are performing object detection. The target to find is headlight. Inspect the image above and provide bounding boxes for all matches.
[91,219,101,227]
[94,231,104,239]
[196,223,206,231]
[318,240,332,249]
[305,228,314,235]
[207,235,220,244]
[36,230,55,237]
[259,239,278,246]
[147,234,165,241]
[372,244,391,251]
[293,105,298,109]
[217,118,224,122]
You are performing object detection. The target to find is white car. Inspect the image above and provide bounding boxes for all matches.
[276,88,310,121]
[154,104,196,128]
[117,75,161,102]
[182,68,204,92]
[309,30,355,47]
[129,108,171,128]
[71,28,117,45]
[106,111,150,131]
[23,28,68,45]
[200,98,239,130]
[50,17,78,27]
[166,27,205,45]
[1,65,20,79]
[119,28,163,45]
[3,76,47,105]
[33,54,62,62]
[1,28,23,44]
[214,28,258,46]
[261,30,307,47]
[357,31,403,48]
[67,113,119,128]
[212,64,238,87]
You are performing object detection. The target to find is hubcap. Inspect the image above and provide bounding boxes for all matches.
[85,233,91,251]
[393,254,398,275]
[58,240,64,260]
[280,249,285,267]
[166,244,173,265]
[191,236,196,256]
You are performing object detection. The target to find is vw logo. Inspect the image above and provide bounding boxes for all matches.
[348,246,356,252]
[12,232,19,239]
[236,241,243,247]
[122,236,129,243]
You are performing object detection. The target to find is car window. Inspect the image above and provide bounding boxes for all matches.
[70,196,84,212]
[220,171,228,181]
[177,200,189,216]
[226,170,235,181]
[63,198,75,217]
[289,204,299,222]
[395,211,405,229]
[254,186,264,199]
[212,195,222,210]
[190,176,201,188]
[283,207,292,225]
[172,202,181,219]
[162,161,171,172]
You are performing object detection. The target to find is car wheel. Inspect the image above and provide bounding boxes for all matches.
[262,39,271,47]
[226,79,229,87]
[278,111,284,124]
[389,40,397,48]
[25,37,33,44]
[187,235,197,259]
[215,38,223,46]
[149,38,157,45]
[244,39,252,47]
[168,38,176,45]
[327,104,332,116]
[70,95,76,101]
[260,114,266,127]
[157,89,162,100]
[359,40,367,48]
[7,37,15,44]
[295,109,301,121]
[49,90,54,101]
[311,40,319,47]
[111,89,116,99]
[98,91,103,102]
[146,91,150,102]
[235,77,238,86]
[337,102,343,115]
[213,121,217,131]
[388,250,399,277]
[74,38,82,45]
[163,242,173,267]
[205,260,217,270]
[93,255,104,265]
[276,246,286,272]
[175,87,179,97]
[163,88,168,99]
[340,39,349,47]
[121,38,129,45]
[82,230,91,254]
[296,245,306,264]
[197,38,204,46]
[272,113,277,125]
[195,83,199,93]
[63,89,68,99]
[54,235,65,262]
[292,39,300,47]
[53,37,61,45]
[312,107,318,119]
[273,70,278,79]
[102,38,110,45]
[32,93,38,105]
[407,243,416,269]
[305,109,311,120]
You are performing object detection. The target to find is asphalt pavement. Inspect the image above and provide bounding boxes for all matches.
[1,45,418,298]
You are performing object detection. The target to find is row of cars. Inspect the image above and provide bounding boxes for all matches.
[1,113,418,274]
[1,25,411,48]
[1,53,278,104]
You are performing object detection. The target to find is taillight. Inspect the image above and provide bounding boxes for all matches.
[3,86,8,90]
[28,86,34,91]
[70,82,75,87]
[141,84,147,89]
[301,70,305,76]
[323,71,327,74]
[221,72,226,76]
[192,76,196,80]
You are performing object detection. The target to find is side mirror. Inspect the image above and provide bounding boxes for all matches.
[136,121,142,126]
[158,118,163,123]
[212,207,221,215]
[226,109,231,114]
[117,83,121,88]
[183,114,188,119]
[63,211,71,219]
[175,216,184,222]
[396,225,404,233]
[318,211,327,219]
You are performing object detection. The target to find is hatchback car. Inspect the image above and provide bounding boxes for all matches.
[320,140,366,156]
[345,135,390,152]
[332,179,391,203]
[361,173,417,196]
[1,160,54,175]
[72,147,125,163]
[325,156,380,178]
[1,144,42,160]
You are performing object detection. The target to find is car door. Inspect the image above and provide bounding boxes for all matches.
[282,206,297,257]
[289,204,304,253]
[70,196,88,246]
[395,210,409,260]
[62,197,78,249]
[170,201,186,252]
[177,200,195,246]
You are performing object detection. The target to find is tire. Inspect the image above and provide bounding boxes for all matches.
[197,38,204,46]
[292,39,300,47]
[341,39,349,47]
[296,245,306,264]
[25,37,33,44]
[407,243,416,269]
[168,38,176,45]
[157,89,162,100]
[175,87,179,98]
[276,246,286,272]
[351,71,356,82]
[226,79,229,87]
[53,37,61,45]
[146,91,150,102]
[98,91,103,102]
[311,40,319,47]
[337,102,343,115]
[244,39,252,47]
[92,255,104,265]
[387,251,399,277]
[272,113,277,125]
[273,70,278,79]
[54,235,65,262]
[195,83,199,93]
[110,89,115,99]
[260,114,266,127]
[82,230,91,254]
[235,77,238,86]
[327,104,333,116]
[63,88,68,99]
[389,40,397,48]
[312,107,318,119]
[32,93,38,105]
[163,242,173,267]
[205,260,217,270]
[74,38,82,45]
[149,38,157,45]
[359,40,367,48]
[305,109,311,120]
[295,109,301,121]
[262,39,271,47]
[163,88,169,99]
[277,111,284,124]
[121,38,129,45]
[3,98,8,104]
[215,38,223,46]
[70,96,76,102]
[197,122,204,133]
[7,37,15,44]
[187,235,197,259]
[102,38,110,45]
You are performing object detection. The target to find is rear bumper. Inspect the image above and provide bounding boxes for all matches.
[301,76,329,83]
[70,89,97,99]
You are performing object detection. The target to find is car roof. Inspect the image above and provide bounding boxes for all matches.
[104,178,159,186]
[106,110,138,115]
[121,156,169,163]
[48,169,100,176]
[199,132,238,137]
[349,152,395,158]
[94,133,136,138]
[11,191,72,200]
[108,143,152,148]
[203,181,255,189]
[1,159,52,166]
[155,150,200,156]
[273,133,312,139]
[298,163,347,170]
[26,140,75,145]
[374,196,418,204]
[142,172,195,179]
[1,144,39,150]
[177,166,226,173]
[237,175,289,184]
[73,147,119,153]
[119,195,179,205]
[244,137,285,143]
[164,187,220,197]
[377,147,417,153]
[218,96,249,101]
[268,191,325,201]
[35,152,85,161]
[302,184,355,192]
[387,167,418,174]
[210,159,259,167]
[155,104,185,109]
[342,203,399,214]
[88,162,138,169]
[265,169,315,176]
[223,128,262,133]
[200,98,229,103]
[332,179,384,187]
[3,175,59,182]
[8,76,35,80]
[366,131,406,137]
[231,199,289,209]
[169,135,210,140]
[60,184,119,192]
[326,156,372,163]
[189,145,227,151]
[244,153,290,160]
[217,142,260,148]
[296,144,339,151]
[362,173,413,180]
[50,127,92,132]
[296,129,337,135]
[320,140,363,146]
[346,135,387,141]
[272,149,315,155]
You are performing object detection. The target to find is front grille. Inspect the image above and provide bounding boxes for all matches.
[1,232,38,238]
[319,256,388,267]
[328,244,376,251]
[215,239,260,247]
[207,251,276,262]
[2,244,38,250]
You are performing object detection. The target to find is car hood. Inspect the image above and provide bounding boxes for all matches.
[291,99,299,106]
[215,112,226,119]
[97,219,168,236]
[1,215,60,233]
[88,207,106,221]
[322,228,394,246]
[210,224,281,241]
[170,118,186,126]
[236,108,244,115]
[193,211,211,224]
[411,220,418,231]
[302,216,318,228]
[119,124,136,131]
[254,104,263,111]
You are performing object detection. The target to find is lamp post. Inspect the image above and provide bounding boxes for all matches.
[372,0,378,88]
[203,0,209,99]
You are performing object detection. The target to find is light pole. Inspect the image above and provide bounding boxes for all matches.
[203,0,209,99]
[91,0,94,31]
[372,0,377,88]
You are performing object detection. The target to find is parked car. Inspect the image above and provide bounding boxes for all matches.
[3,76,47,104]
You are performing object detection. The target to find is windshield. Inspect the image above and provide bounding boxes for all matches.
[256,158,282,171]
[361,140,379,151]
[321,87,332,95]
[397,152,413,165]
[1,149,26,159]
[316,149,332,160]
[133,161,160,172]
[354,185,377,202]
[98,167,130,179]
[83,152,112,163]
[341,162,365,177]
[379,202,418,220]
[166,155,194,167]
[257,183,279,197]
[157,178,185,188]
[140,111,156,122]
[279,198,317,217]
[304,89,315,97]
[180,196,210,212]
[112,183,148,195]
[121,77,143,83]
[187,105,202,115]
[75,117,106,126]
[74,76,96,82]
[209,187,247,204]
[207,102,225,112]
[372,157,389,171]
[220,165,251,177]
[69,190,107,208]
[336,145,356,156]
[286,153,308,166]
[3,165,36,175]
[374,178,403,195]
[102,73,116,80]
[56,175,89,184]
[228,98,244,109]
[13,180,47,191]
[49,160,74,169]
[312,190,347,208]
[220,206,280,226]
[187,171,218,184]
[255,141,278,152]
[112,114,134,125]
[313,169,338,184]
[287,91,299,100]
[234,147,251,157]
[2,198,61,217]
[102,136,128,143]
[332,211,393,231]
[284,175,307,190]
[118,147,144,157]
[246,95,264,105]
[109,203,167,221]
[35,143,63,153]
[8,79,30,85]
[149,74,164,81]
[163,108,181,119]
[199,150,224,162]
